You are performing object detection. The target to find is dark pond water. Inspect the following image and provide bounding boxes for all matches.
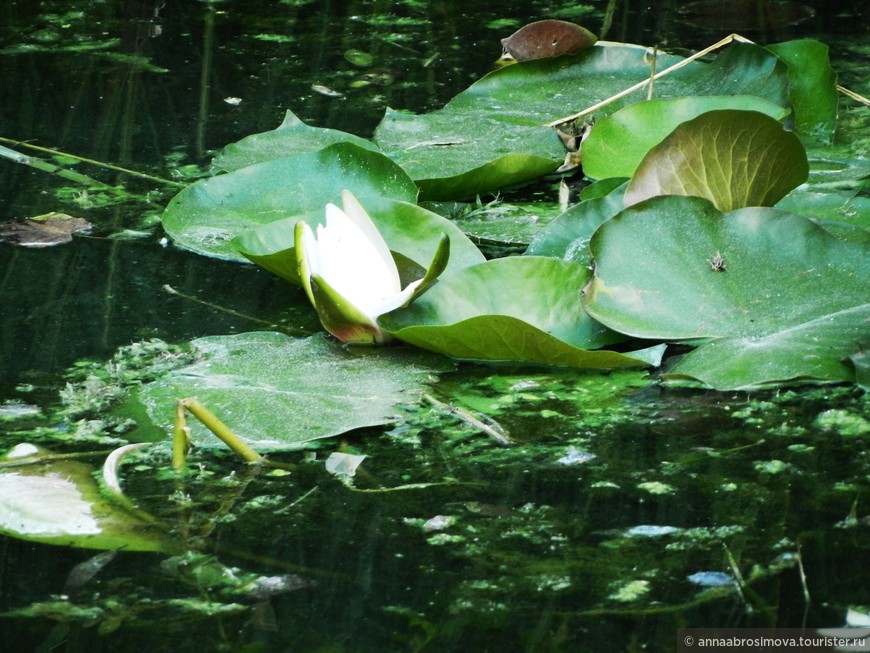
[1,1,869,651]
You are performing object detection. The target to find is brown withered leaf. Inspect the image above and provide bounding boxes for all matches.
[501,20,597,62]
[0,212,92,247]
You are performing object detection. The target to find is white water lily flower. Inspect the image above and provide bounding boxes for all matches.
[295,190,449,344]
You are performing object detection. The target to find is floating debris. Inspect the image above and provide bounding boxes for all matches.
[626,525,681,538]
[556,447,596,465]
[311,83,344,98]
[324,452,366,479]
[0,212,92,247]
[687,571,735,587]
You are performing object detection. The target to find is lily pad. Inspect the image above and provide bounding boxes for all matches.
[0,444,175,552]
[162,142,418,261]
[374,40,792,200]
[136,332,451,450]
[776,188,870,235]
[374,111,560,201]
[380,256,662,368]
[581,96,790,180]
[583,195,870,388]
[624,110,808,211]
[766,39,838,143]
[446,200,565,248]
[664,305,870,389]
[211,110,379,173]
[231,197,486,286]
[525,185,627,264]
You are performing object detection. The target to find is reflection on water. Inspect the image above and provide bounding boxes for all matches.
[0,238,310,386]
[1,1,868,651]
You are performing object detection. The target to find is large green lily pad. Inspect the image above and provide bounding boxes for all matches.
[211,109,380,173]
[664,305,870,390]
[777,189,870,236]
[0,445,175,552]
[583,195,870,388]
[581,96,790,180]
[766,39,838,143]
[624,110,809,211]
[374,110,561,201]
[136,332,451,450]
[375,40,791,201]
[448,200,565,248]
[162,142,418,261]
[380,256,663,368]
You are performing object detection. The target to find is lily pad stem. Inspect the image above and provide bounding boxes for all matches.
[162,284,311,335]
[837,85,870,107]
[0,136,186,188]
[0,143,105,186]
[722,542,752,612]
[178,397,264,465]
[423,392,512,445]
[172,400,191,472]
[796,543,811,606]
[102,442,160,522]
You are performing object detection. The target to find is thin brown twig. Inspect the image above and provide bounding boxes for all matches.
[162,284,312,336]
[547,33,754,127]
[838,85,870,107]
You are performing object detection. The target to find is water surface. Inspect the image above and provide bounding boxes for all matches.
[1,1,868,651]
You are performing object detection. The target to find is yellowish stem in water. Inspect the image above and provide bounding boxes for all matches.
[172,400,191,472]
[423,392,511,445]
[180,397,264,464]
[646,46,658,101]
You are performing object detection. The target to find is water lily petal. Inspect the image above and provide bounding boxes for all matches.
[295,210,396,344]
[339,190,399,287]
[295,192,451,345]
[372,279,424,316]
[312,204,399,315]
[296,220,319,307]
